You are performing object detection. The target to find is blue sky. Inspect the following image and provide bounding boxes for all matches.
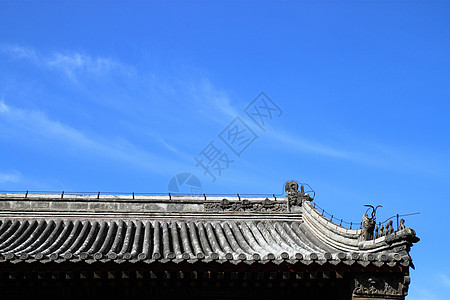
[1,1,449,298]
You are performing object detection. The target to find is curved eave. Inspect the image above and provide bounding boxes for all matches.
[301,201,418,256]
[0,218,411,268]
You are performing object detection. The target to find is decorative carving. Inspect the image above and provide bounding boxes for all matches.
[204,198,286,212]
[361,205,381,241]
[398,219,405,231]
[378,220,398,237]
[285,180,300,206]
[393,245,407,252]
[361,214,376,241]
[220,199,231,209]
[284,180,311,206]
[353,274,409,298]
[285,180,299,194]
[387,220,394,235]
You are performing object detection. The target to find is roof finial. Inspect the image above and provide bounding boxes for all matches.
[360,205,382,241]
[285,180,311,207]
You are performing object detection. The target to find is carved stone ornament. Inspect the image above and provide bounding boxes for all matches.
[360,205,381,241]
[353,274,409,298]
[361,213,376,241]
[398,219,406,231]
[204,198,287,212]
[285,180,311,206]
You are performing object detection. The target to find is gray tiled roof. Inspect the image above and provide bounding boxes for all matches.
[0,192,418,268]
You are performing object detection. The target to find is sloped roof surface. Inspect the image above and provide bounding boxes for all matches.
[0,217,412,267]
[0,189,418,268]
[0,219,315,261]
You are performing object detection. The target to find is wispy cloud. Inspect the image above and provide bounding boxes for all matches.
[270,128,361,160]
[0,101,189,175]
[1,43,134,83]
[440,273,450,289]
[0,101,9,113]
[197,80,240,119]
[152,133,192,161]
[173,85,385,167]
[260,121,449,181]
[1,43,236,128]
[175,84,389,168]
[46,52,128,82]
[1,44,38,62]
[0,169,65,191]
[0,44,223,175]
[5,44,442,184]
[182,79,240,124]
[0,170,21,184]
[408,288,442,300]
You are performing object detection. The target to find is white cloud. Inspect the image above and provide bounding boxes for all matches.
[46,53,86,80]
[408,288,443,300]
[0,44,211,172]
[0,101,189,176]
[0,44,38,62]
[273,129,354,159]
[0,101,9,113]
[1,44,236,121]
[179,82,388,167]
[177,83,384,166]
[46,52,125,81]
[263,125,386,168]
[1,44,133,83]
[182,79,240,124]
[3,44,442,181]
[199,80,240,119]
[439,273,450,289]
[0,170,21,184]
[155,135,192,161]
[260,122,449,181]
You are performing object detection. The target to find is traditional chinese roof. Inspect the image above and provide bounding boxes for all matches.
[0,183,418,268]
